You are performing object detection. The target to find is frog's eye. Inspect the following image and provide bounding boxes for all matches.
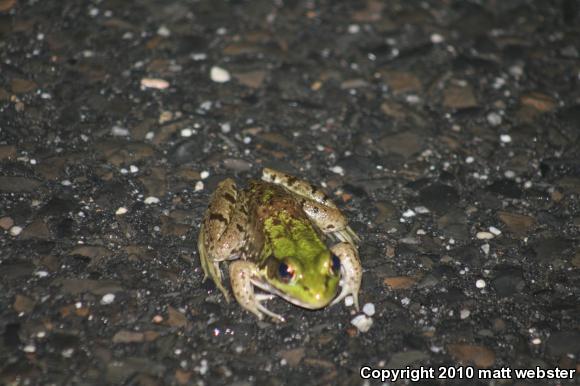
[331,254,341,274]
[278,262,295,283]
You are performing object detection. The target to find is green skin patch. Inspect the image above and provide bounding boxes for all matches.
[259,211,340,308]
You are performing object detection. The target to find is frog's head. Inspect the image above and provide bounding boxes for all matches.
[261,214,340,309]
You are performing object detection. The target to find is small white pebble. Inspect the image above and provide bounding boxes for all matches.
[111,126,130,136]
[350,314,373,333]
[129,165,139,173]
[476,231,494,240]
[362,303,375,316]
[402,209,416,218]
[500,134,512,143]
[157,25,171,37]
[504,170,516,179]
[414,206,430,214]
[200,171,210,179]
[430,33,444,44]
[144,196,160,204]
[475,279,486,289]
[524,181,533,189]
[181,128,193,137]
[35,271,49,278]
[220,122,231,134]
[489,226,501,236]
[487,112,502,126]
[210,66,231,83]
[9,226,23,236]
[329,165,344,175]
[416,229,427,235]
[140,78,170,90]
[348,24,360,34]
[243,136,252,144]
[460,309,470,319]
[401,297,410,306]
[100,293,115,305]
[115,207,128,215]
[344,295,354,307]
[145,131,155,140]
[481,243,490,255]
[62,348,74,358]
[195,181,204,191]
[531,337,542,345]
[191,53,207,61]
[465,156,475,164]
[23,344,36,353]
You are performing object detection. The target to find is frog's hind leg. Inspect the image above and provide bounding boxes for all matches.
[198,224,231,302]
[262,168,360,245]
[199,178,248,302]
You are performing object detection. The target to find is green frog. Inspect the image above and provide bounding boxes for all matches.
[198,168,362,322]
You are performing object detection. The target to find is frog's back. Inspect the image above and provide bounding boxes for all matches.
[246,180,307,222]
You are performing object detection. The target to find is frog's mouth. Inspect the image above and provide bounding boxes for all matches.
[250,278,337,310]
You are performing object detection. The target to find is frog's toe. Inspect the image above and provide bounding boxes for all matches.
[255,293,277,301]
[255,302,286,323]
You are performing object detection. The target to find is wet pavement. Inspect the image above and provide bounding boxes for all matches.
[1,0,579,385]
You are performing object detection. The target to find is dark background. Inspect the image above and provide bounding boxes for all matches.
[0,0,579,385]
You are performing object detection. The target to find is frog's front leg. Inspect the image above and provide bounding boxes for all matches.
[329,242,362,310]
[198,179,248,302]
[229,260,285,322]
[262,168,360,245]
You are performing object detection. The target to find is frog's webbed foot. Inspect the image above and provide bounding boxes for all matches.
[199,178,248,302]
[229,261,286,323]
[329,242,362,310]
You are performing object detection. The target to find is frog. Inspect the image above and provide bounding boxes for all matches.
[197,167,362,322]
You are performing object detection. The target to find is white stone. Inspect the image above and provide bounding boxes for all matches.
[220,122,231,133]
[329,165,344,175]
[141,78,170,90]
[23,344,36,353]
[460,309,470,319]
[481,243,490,255]
[350,314,373,333]
[489,226,501,236]
[465,156,474,164]
[344,295,354,307]
[402,209,416,218]
[414,206,430,214]
[100,293,115,305]
[130,165,139,173]
[210,66,231,83]
[9,226,23,236]
[111,126,130,136]
[362,303,375,316]
[348,24,360,34]
[500,134,512,143]
[430,33,444,43]
[195,181,204,191]
[181,128,193,137]
[476,231,494,240]
[475,279,486,289]
[115,207,128,215]
[200,171,210,179]
[504,170,516,178]
[487,112,502,126]
[144,196,160,204]
[157,25,171,37]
